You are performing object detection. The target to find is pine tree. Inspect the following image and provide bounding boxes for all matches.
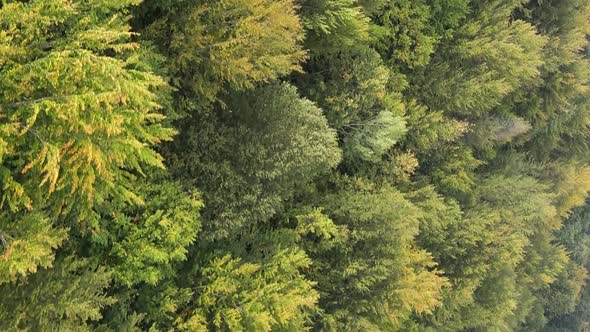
[546,200,590,330]
[3,0,590,330]
[409,174,565,330]
[517,0,590,160]
[0,211,66,284]
[300,0,371,53]
[413,0,547,117]
[297,47,392,130]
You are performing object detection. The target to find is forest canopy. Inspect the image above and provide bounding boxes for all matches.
[1,0,590,330]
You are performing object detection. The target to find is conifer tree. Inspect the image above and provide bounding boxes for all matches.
[175,232,319,331]
[142,0,307,101]
[300,0,371,52]
[0,211,66,284]
[91,174,202,287]
[0,257,114,330]
[298,177,446,330]
[517,0,590,160]
[3,0,590,330]
[546,200,590,330]
[0,0,174,284]
[168,82,341,240]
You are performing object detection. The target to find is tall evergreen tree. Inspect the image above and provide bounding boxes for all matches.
[3,0,590,330]
[0,0,174,284]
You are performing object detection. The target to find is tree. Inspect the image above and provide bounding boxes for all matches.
[3,0,590,330]
[300,0,371,53]
[517,0,590,160]
[298,177,446,330]
[0,257,114,331]
[0,0,174,283]
[90,174,202,287]
[413,0,547,117]
[168,82,341,240]
[410,174,564,330]
[142,0,307,101]
[343,109,407,163]
[0,211,67,285]
[297,47,393,130]
[175,231,319,331]
[546,200,590,330]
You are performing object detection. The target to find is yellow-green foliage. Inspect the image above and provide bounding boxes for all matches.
[0,0,175,288]
[301,178,447,330]
[0,212,67,284]
[150,0,307,100]
[102,176,203,287]
[544,163,590,218]
[180,251,318,331]
[3,0,590,330]
[0,257,114,331]
[0,0,174,215]
[301,0,371,51]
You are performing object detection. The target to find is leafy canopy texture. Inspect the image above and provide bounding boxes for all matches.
[3,0,590,331]
[144,0,307,101]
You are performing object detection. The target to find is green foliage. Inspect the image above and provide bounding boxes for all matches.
[465,114,531,159]
[517,0,590,159]
[0,211,67,284]
[544,163,590,217]
[298,47,392,130]
[180,249,318,331]
[409,175,567,330]
[301,0,371,52]
[0,0,175,219]
[540,261,587,319]
[95,175,202,287]
[371,0,439,68]
[0,257,114,331]
[302,178,447,330]
[343,110,407,163]
[0,0,187,329]
[546,200,590,330]
[416,4,547,117]
[371,0,469,68]
[402,101,469,152]
[4,0,590,330]
[559,202,590,267]
[146,0,307,101]
[169,82,341,239]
